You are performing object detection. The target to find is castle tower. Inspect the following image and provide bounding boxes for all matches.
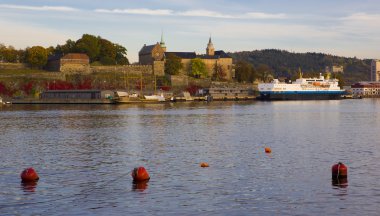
[206,36,215,56]
[160,31,166,52]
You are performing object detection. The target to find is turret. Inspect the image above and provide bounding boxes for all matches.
[160,31,166,52]
[206,36,215,56]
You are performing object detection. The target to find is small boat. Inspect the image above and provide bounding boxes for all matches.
[144,94,165,102]
[114,91,143,103]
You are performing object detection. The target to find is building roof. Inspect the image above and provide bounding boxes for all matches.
[214,50,231,58]
[351,82,380,88]
[139,44,157,55]
[165,52,197,59]
[197,55,219,59]
[61,53,89,60]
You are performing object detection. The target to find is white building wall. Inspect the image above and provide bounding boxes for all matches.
[371,60,380,81]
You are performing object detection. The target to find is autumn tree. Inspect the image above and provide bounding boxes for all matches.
[190,58,207,78]
[212,63,227,81]
[165,53,183,75]
[0,45,18,63]
[26,46,48,68]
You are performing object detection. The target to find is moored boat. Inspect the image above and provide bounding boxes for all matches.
[258,73,345,100]
[144,94,165,102]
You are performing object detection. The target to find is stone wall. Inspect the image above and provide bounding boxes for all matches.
[91,65,153,75]
[61,63,91,74]
[153,61,165,76]
[0,63,28,70]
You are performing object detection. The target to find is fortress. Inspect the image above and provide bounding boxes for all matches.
[139,35,233,80]
[44,35,234,81]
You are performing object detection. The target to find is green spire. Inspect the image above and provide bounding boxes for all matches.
[160,31,166,48]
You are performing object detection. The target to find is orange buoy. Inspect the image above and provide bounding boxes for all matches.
[331,162,348,179]
[131,167,150,182]
[265,147,272,153]
[20,167,39,182]
[200,162,209,168]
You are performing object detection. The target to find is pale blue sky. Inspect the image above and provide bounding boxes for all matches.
[0,0,379,63]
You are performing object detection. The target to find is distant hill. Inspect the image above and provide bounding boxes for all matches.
[229,49,371,84]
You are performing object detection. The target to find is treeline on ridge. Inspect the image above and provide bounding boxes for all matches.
[0,34,129,68]
[230,49,371,85]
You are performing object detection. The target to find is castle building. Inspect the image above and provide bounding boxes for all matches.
[371,59,380,81]
[325,65,344,74]
[138,36,234,80]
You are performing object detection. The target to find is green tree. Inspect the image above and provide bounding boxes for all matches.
[212,63,227,81]
[26,46,48,68]
[332,73,345,88]
[75,34,100,62]
[190,58,207,78]
[115,44,129,65]
[55,39,76,54]
[165,53,183,75]
[235,60,256,82]
[99,38,116,65]
[256,64,273,82]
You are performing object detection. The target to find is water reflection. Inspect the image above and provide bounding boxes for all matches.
[132,180,149,192]
[332,178,348,188]
[21,181,38,193]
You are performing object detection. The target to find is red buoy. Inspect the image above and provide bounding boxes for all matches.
[20,167,39,182]
[265,147,272,153]
[331,162,348,179]
[131,167,150,182]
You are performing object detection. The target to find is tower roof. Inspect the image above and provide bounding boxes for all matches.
[160,31,166,48]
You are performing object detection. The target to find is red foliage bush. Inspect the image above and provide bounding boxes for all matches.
[186,84,200,95]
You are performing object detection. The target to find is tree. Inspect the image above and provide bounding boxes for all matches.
[115,44,129,65]
[99,38,116,65]
[256,64,273,82]
[212,63,227,81]
[190,58,207,78]
[2,46,18,63]
[165,53,183,75]
[235,60,256,82]
[26,46,48,68]
[75,34,100,62]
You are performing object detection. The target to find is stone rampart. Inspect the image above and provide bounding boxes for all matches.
[91,65,153,75]
[0,63,28,70]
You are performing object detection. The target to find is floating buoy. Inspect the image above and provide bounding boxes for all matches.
[200,162,209,168]
[265,147,272,153]
[20,167,39,182]
[131,167,150,182]
[132,180,149,191]
[331,162,348,179]
[332,177,348,188]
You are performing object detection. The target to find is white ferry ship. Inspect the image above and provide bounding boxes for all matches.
[258,73,344,100]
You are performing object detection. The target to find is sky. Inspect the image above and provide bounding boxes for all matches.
[0,0,379,63]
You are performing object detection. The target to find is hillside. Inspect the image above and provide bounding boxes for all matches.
[229,49,371,84]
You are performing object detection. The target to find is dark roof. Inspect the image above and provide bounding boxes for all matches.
[197,55,219,59]
[214,50,231,58]
[48,53,63,61]
[165,52,197,59]
[139,44,156,55]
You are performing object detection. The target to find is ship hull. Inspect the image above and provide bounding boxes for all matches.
[259,91,343,100]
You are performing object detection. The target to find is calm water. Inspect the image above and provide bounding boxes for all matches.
[1,100,380,215]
